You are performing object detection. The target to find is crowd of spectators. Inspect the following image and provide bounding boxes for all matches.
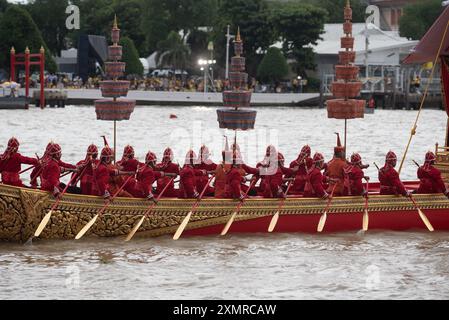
[4,73,308,94]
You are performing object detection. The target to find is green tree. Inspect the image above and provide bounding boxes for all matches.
[301,0,366,23]
[257,47,289,83]
[270,2,327,75]
[141,0,218,54]
[0,0,8,13]
[0,5,57,73]
[120,36,144,76]
[156,31,191,72]
[399,0,444,40]
[213,0,276,75]
[25,0,69,56]
[70,0,146,53]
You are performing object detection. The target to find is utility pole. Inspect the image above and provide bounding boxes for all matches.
[225,25,235,79]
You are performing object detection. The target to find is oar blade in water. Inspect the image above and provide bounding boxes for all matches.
[221,212,237,236]
[418,209,434,232]
[363,209,369,232]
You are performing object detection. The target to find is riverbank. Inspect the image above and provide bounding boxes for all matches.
[30,89,320,107]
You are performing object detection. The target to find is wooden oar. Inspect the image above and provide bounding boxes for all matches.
[268,180,294,233]
[317,185,337,233]
[125,178,175,242]
[19,164,37,175]
[75,175,134,240]
[362,179,369,232]
[33,165,88,238]
[173,175,215,240]
[221,179,257,236]
[409,195,434,232]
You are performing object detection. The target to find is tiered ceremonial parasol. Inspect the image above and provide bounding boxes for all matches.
[327,0,365,154]
[95,16,136,160]
[217,28,257,132]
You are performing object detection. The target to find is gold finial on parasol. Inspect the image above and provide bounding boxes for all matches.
[236,27,242,42]
[113,14,118,29]
[25,47,30,54]
[10,47,15,53]
[40,46,45,54]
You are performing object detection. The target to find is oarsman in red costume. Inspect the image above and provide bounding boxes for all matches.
[156,148,179,197]
[378,151,410,197]
[196,145,217,196]
[343,153,370,196]
[73,144,99,195]
[326,133,347,196]
[289,145,312,194]
[262,152,297,198]
[416,151,449,197]
[131,151,176,200]
[215,148,233,199]
[304,153,329,199]
[41,144,77,197]
[179,150,206,199]
[226,152,248,201]
[0,137,38,187]
[93,146,132,199]
[232,145,259,195]
[257,145,277,195]
[117,145,139,195]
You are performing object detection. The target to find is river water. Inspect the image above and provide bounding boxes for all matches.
[0,105,448,299]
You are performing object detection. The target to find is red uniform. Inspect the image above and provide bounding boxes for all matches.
[326,158,347,196]
[379,165,407,196]
[304,167,327,198]
[41,159,62,192]
[417,165,446,194]
[132,164,163,198]
[94,163,118,196]
[74,159,99,195]
[214,163,231,198]
[179,165,203,198]
[117,157,140,196]
[196,162,217,196]
[343,165,365,196]
[226,166,245,199]
[0,153,38,187]
[156,162,179,197]
[289,159,310,194]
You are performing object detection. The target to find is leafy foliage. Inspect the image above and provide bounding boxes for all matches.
[257,47,289,83]
[120,36,144,76]
[399,0,444,40]
[0,5,57,73]
[300,0,367,23]
[156,31,191,71]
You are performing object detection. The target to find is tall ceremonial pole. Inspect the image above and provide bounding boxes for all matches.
[95,15,135,161]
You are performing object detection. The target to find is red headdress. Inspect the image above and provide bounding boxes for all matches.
[145,151,157,165]
[334,133,345,154]
[386,151,397,165]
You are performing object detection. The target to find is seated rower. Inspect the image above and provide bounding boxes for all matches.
[41,143,77,198]
[179,150,206,199]
[73,144,99,195]
[379,151,410,197]
[196,145,217,197]
[344,153,370,197]
[132,151,176,200]
[289,145,312,194]
[326,133,347,196]
[226,153,249,202]
[156,148,179,198]
[215,148,233,199]
[94,146,132,199]
[257,145,278,195]
[262,152,297,198]
[117,145,139,195]
[0,137,38,187]
[304,153,329,199]
[416,151,449,197]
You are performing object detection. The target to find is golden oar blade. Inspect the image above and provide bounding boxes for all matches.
[418,209,434,232]
[173,211,193,240]
[75,214,99,240]
[34,210,53,237]
[317,212,327,233]
[125,216,146,242]
[221,212,237,236]
[363,209,369,232]
[268,211,280,233]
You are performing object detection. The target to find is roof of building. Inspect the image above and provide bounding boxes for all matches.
[312,23,418,55]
